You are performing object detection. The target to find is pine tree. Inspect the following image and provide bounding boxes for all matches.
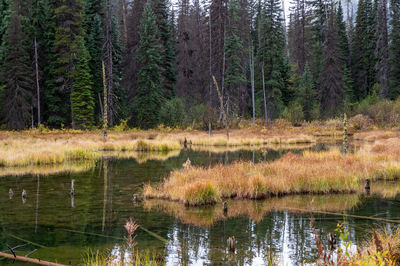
[297,63,317,121]
[319,6,345,117]
[46,0,92,128]
[336,1,349,66]
[152,0,177,98]
[0,0,10,77]
[133,2,164,129]
[84,0,104,121]
[71,42,95,129]
[389,0,400,98]
[1,2,34,129]
[375,0,389,98]
[258,0,288,121]
[111,15,126,123]
[352,0,376,100]
[224,0,246,116]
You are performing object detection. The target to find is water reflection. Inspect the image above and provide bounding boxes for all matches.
[0,147,398,265]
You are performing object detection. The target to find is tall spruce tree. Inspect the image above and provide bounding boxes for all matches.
[71,42,95,129]
[152,0,176,99]
[0,0,10,84]
[84,0,104,121]
[298,63,317,121]
[224,0,246,116]
[375,0,389,98]
[319,6,345,117]
[352,0,376,100]
[336,1,349,66]
[389,0,400,98]
[46,0,94,128]
[1,2,34,129]
[258,0,287,121]
[133,2,164,129]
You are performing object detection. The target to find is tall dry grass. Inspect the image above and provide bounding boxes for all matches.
[0,125,329,167]
[144,139,400,205]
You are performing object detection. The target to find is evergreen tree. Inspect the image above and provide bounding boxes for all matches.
[1,3,34,129]
[375,0,389,98]
[224,0,246,116]
[258,0,288,121]
[84,0,104,122]
[28,0,57,125]
[152,0,177,98]
[319,6,345,117]
[71,42,95,129]
[46,0,92,127]
[335,1,349,66]
[389,0,400,98]
[133,2,164,129]
[297,63,317,121]
[111,15,127,123]
[0,0,10,79]
[352,0,376,100]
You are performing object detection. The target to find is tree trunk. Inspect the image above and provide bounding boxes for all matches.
[208,7,213,136]
[261,62,268,126]
[34,38,40,126]
[250,44,255,123]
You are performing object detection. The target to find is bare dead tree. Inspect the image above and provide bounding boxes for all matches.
[34,37,40,126]
[213,75,229,139]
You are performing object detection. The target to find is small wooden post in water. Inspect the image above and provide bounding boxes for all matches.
[223,202,228,216]
[228,236,235,253]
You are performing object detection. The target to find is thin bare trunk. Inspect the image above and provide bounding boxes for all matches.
[208,7,213,136]
[105,0,113,126]
[213,75,229,140]
[262,62,268,126]
[102,61,108,142]
[250,44,255,123]
[34,38,40,126]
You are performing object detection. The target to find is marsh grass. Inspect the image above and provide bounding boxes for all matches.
[144,139,400,205]
[144,194,360,227]
[0,127,320,167]
[0,161,95,177]
[83,248,163,266]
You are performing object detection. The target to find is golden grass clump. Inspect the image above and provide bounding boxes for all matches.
[144,141,400,205]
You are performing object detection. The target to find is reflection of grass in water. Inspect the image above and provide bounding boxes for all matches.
[0,150,181,177]
[370,180,400,198]
[190,143,316,153]
[0,161,96,177]
[144,194,360,227]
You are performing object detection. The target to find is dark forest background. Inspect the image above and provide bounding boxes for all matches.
[0,0,399,130]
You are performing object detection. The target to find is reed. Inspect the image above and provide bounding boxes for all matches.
[354,228,400,264]
[144,139,400,205]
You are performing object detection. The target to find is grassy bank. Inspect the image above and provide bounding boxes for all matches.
[0,124,333,167]
[144,138,400,205]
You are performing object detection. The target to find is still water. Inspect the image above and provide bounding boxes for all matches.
[0,145,399,265]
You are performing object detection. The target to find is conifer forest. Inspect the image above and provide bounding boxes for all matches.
[0,0,399,130]
[3,0,400,264]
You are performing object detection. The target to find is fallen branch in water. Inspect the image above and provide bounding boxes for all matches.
[0,251,65,266]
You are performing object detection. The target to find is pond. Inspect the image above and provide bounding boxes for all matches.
[0,145,399,265]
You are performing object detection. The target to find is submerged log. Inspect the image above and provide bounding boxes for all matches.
[0,251,66,266]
